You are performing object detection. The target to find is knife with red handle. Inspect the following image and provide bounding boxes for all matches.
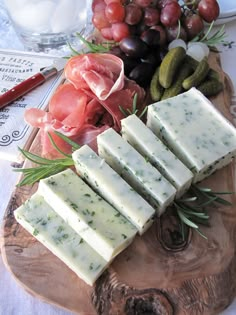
[0,58,67,109]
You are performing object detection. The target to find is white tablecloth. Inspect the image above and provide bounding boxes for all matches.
[0,1,236,314]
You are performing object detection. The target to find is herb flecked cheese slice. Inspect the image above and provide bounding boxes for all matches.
[72,145,155,235]
[14,193,108,286]
[38,169,137,261]
[97,128,176,215]
[147,88,236,183]
[121,114,193,198]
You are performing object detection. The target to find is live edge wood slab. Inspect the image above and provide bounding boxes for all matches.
[1,52,236,315]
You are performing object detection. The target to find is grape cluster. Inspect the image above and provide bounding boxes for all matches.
[92,0,220,43]
[92,0,220,87]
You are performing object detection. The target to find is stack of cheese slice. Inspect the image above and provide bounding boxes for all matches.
[14,88,236,286]
[15,169,138,285]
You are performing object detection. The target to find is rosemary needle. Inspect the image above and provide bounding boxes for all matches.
[119,93,147,119]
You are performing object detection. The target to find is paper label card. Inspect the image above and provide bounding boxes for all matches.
[0,50,65,162]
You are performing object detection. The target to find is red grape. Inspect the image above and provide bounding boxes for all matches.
[160,2,182,27]
[92,0,105,12]
[125,4,143,25]
[133,0,152,8]
[198,0,220,23]
[166,24,187,42]
[157,0,178,9]
[143,7,160,26]
[112,22,130,41]
[105,2,125,23]
[104,0,124,4]
[183,13,204,39]
[93,1,106,12]
[92,10,110,30]
[101,27,114,40]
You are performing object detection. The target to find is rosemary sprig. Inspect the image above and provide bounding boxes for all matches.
[68,33,114,56]
[191,184,233,207]
[15,163,72,187]
[53,131,81,151]
[191,22,228,47]
[174,183,234,240]
[174,198,209,239]
[14,132,77,187]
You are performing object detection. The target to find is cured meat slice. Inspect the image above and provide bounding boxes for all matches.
[65,53,125,100]
[49,83,88,127]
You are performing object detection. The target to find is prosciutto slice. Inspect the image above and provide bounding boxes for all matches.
[24,53,145,157]
[65,53,125,100]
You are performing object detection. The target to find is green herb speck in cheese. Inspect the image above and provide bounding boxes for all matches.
[36,218,43,224]
[70,202,79,211]
[33,229,39,236]
[95,264,101,271]
[47,179,57,186]
[122,234,127,239]
[84,193,91,198]
[57,226,64,233]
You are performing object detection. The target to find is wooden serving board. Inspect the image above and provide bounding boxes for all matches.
[1,52,236,315]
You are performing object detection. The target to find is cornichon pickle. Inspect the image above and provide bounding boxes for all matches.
[185,55,220,80]
[159,46,186,89]
[161,64,193,100]
[197,79,223,96]
[185,55,199,70]
[208,69,220,81]
[150,67,164,101]
[182,57,209,90]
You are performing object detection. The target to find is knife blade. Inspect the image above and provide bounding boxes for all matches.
[0,57,67,109]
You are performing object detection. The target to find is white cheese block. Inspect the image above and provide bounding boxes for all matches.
[14,193,108,286]
[97,128,176,215]
[38,169,137,261]
[147,88,236,183]
[121,114,193,198]
[72,145,155,235]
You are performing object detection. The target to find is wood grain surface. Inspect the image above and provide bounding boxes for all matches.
[1,52,236,315]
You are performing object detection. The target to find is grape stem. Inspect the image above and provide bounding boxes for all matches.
[181,0,198,9]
